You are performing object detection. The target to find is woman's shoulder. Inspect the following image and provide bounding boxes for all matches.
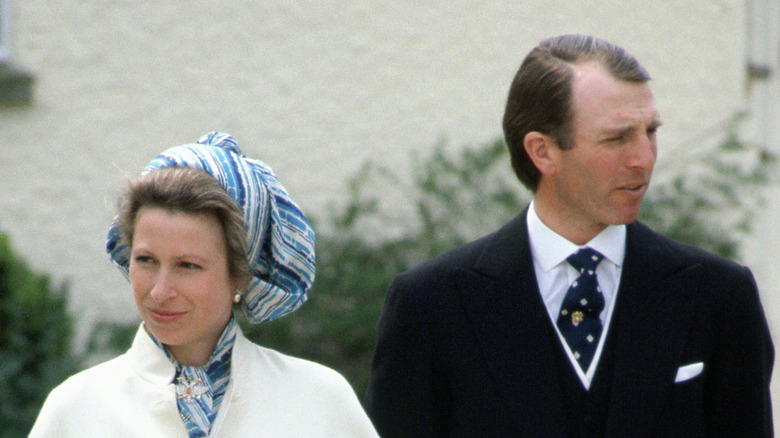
[231,333,367,410]
[235,336,349,389]
[42,353,131,403]
[227,335,377,436]
[29,354,133,437]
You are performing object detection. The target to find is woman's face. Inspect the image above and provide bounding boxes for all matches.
[129,206,237,366]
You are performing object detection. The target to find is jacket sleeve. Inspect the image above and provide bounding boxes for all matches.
[365,275,447,438]
[704,266,774,437]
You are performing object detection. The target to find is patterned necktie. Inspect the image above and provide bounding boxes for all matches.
[556,247,605,371]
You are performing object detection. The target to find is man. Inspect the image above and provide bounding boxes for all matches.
[365,34,774,437]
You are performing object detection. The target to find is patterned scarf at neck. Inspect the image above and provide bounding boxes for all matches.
[150,317,238,438]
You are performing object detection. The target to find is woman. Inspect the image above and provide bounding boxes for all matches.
[30,132,378,437]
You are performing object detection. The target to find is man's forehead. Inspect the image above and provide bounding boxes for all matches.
[571,64,659,125]
[599,107,662,129]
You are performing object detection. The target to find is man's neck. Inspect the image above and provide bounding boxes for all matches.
[531,198,607,246]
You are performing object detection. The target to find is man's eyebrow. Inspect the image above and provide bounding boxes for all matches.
[602,118,663,135]
[599,126,634,137]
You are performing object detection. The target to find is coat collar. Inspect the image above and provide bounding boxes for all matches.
[130,324,177,387]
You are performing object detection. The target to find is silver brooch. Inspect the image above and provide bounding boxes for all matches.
[176,376,208,400]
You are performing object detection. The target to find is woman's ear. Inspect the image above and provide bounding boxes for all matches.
[524,131,558,176]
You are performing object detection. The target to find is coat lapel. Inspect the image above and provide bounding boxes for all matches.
[454,211,567,436]
[605,222,701,434]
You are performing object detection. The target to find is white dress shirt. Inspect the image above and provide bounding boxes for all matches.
[527,201,626,389]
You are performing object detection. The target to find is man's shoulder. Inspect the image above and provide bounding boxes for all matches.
[408,232,494,273]
[397,212,527,284]
[629,221,751,278]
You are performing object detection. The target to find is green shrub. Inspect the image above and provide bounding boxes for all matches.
[241,139,527,396]
[0,233,79,437]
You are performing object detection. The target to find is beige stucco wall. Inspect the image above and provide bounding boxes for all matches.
[2,0,777,421]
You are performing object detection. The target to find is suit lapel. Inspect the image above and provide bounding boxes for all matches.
[605,222,701,434]
[454,211,567,436]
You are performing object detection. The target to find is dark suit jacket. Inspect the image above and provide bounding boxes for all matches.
[366,210,774,437]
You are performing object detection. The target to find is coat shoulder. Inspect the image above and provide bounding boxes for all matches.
[398,213,527,284]
[630,221,751,275]
[237,338,352,391]
[628,222,759,304]
[230,338,378,436]
[29,354,133,437]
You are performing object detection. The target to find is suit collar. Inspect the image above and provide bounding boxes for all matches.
[471,209,531,280]
[526,199,627,271]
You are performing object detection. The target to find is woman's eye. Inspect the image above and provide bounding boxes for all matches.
[134,255,154,264]
[180,262,202,270]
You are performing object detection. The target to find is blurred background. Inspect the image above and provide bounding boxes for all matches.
[1,0,778,435]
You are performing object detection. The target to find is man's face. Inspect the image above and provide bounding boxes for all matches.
[546,62,661,241]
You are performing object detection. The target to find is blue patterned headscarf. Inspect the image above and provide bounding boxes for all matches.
[106,132,316,323]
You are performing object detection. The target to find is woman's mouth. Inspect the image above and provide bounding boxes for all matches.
[149,309,186,323]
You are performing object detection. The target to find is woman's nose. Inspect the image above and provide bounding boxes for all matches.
[149,269,177,301]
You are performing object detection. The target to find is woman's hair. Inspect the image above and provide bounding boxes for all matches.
[117,167,251,288]
[502,34,651,191]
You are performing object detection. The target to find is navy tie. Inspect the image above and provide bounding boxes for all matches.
[556,247,605,370]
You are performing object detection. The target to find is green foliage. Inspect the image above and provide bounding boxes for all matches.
[240,139,528,397]
[640,129,776,260]
[0,233,79,437]
[81,124,775,402]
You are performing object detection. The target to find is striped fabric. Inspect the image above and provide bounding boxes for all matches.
[149,317,237,437]
[106,132,316,323]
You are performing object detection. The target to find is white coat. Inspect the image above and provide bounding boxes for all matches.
[30,325,378,437]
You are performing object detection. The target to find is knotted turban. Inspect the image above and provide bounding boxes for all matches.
[106,131,316,323]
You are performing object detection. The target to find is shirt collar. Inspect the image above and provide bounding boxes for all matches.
[527,200,626,272]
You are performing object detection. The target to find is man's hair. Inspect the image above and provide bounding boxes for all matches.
[502,34,651,191]
[117,167,251,288]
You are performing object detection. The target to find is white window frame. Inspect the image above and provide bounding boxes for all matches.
[0,0,10,62]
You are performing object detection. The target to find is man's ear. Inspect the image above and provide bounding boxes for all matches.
[524,131,558,175]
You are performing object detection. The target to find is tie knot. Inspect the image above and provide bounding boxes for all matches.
[566,247,604,272]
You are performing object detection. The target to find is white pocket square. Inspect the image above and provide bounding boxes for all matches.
[674,362,704,383]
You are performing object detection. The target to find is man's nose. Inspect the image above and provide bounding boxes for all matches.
[629,136,657,170]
